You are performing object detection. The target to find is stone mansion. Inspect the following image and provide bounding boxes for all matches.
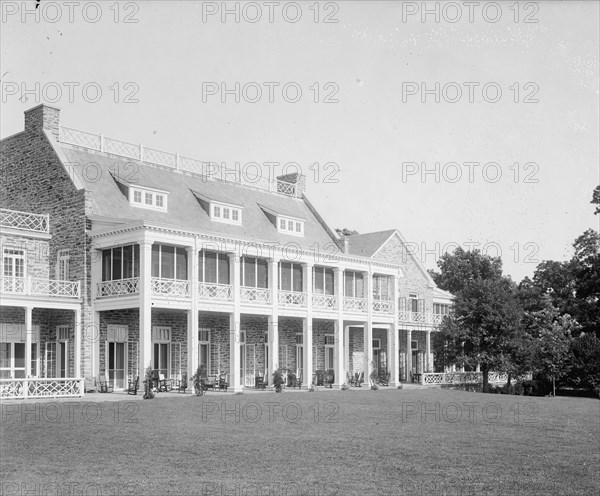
[0,104,453,395]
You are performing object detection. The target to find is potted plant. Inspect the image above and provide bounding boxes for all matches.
[143,365,155,399]
[191,364,207,396]
[272,368,285,393]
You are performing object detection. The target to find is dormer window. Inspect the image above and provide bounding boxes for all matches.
[129,186,168,212]
[277,215,304,236]
[211,201,242,225]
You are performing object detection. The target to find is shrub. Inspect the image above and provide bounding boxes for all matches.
[272,368,285,392]
[143,366,155,400]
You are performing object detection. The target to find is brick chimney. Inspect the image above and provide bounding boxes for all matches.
[24,104,61,140]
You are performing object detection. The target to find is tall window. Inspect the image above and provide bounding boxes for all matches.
[198,329,210,371]
[3,249,25,279]
[240,257,268,288]
[57,249,70,280]
[152,244,188,280]
[152,327,171,377]
[344,271,364,298]
[198,251,230,284]
[313,266,335,295]
[279,262,303,292]
[399,294,425,313]
[102,245,140,281]
[373,275,391,301]
[434,303,450,315]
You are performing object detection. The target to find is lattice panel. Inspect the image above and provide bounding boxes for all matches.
[276,180,296,196]
[198,282,233,301]
[151,278,190,298]
[278,290,306,307]
[97,278,140,297]
[60,127,101,150]
[104,137,140,159]
[0,209,49,233]
[343,297,367,312]
[143,147,177,168]
[240,287,272,304]
[312,294,337,310]
[372,300,393,314]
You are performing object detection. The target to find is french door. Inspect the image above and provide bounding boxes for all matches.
[325,345,334,371]
[0,342,26,379]
[57,341,68,378]
[108,342,126,388]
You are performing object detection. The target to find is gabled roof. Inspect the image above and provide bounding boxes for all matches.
[346,230,397,257]
[59,144,339,251]
[433,287,454,300]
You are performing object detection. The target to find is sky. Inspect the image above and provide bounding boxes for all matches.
[1,0,598,282]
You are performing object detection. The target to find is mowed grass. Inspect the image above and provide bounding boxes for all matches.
[1,388,599,495]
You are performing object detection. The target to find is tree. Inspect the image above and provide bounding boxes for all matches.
[438,276,522,392]
[568,333,600,396]
[335,228,359,237]
[431,247,503,294]
[591,185,600,215]
[526,310,576,396]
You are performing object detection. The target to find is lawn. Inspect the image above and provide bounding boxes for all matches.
[1,388,598,495]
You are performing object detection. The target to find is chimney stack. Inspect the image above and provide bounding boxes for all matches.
[24,104,61,140]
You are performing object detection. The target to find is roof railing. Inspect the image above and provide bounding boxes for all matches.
[59,127,299,198]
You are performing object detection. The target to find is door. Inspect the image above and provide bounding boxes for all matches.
[57,341,68,378]
[412,350,418,375]
[0,342,26,379]
[325,345,334,371]
[373,349,381,375]
[3,249,25,292]
[108,342,126,388]
[153,343,169,378]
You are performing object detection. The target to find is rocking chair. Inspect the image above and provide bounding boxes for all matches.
[127,376,139,395]
[98,374,114,393]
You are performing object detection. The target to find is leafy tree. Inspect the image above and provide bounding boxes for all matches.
[438,276,522,392]
[592,185,600,215]
[568,333,600,397]
[431,247,503,294]
[335,228,359,237]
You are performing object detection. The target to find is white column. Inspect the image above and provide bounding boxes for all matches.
[333,266,344,388]
[229,254,242,392]
[25,306,33,377]
[406,329,412,381]
[302,262,313,388]
[187,244,199,380]
[390,273,400,386]
[268,258,279,381]
[74,307,81,378]
[425,330,431,373]
[139,240,153,378]
[92,310,100,377]
[363,270,373,385]
[344,325,350,373]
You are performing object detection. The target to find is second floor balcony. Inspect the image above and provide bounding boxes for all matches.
[1,276,80,299]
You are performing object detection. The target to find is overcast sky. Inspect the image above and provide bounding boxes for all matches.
[2,0,598,282]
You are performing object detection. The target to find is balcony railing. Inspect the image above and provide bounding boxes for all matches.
[0,208,49,234]
[97,278,140,298]
[419,371,525,386]
[1,276,80,298]
[240,286,271,304]
[278,290,306,307]
[398,310,432,325]
[372,299,393,314]
[312,294,338,311]
[343,297,367,312]
[198,282,233,302]
[432,314,445,325]
[151,278,190,298]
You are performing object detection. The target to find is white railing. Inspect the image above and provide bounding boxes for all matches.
[59,127,299,197]
[432,314,444,325]
[276,180,296,196]
[151,278,190,298]
[312,294,338,310]
[198,282,233,301]
[278,290,306,307]
[373,299,393,314]
[1,276,80,298]
[241,286,272,304]
[0,378,84,399]
[421,371,511,386]
[96,278,140,297]
[343,297,367,312]
[0,208,49,234]
[399,311,432,325]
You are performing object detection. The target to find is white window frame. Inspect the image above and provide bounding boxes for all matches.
[411,340,419,350]
[3,248,26,279]
[57,249,70,281]
[152,326,171,378]
[277,215,304,236]
[198,328,211,372]
[129,186,168,212]
[210,201,243,225]
[372,338,381,350]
